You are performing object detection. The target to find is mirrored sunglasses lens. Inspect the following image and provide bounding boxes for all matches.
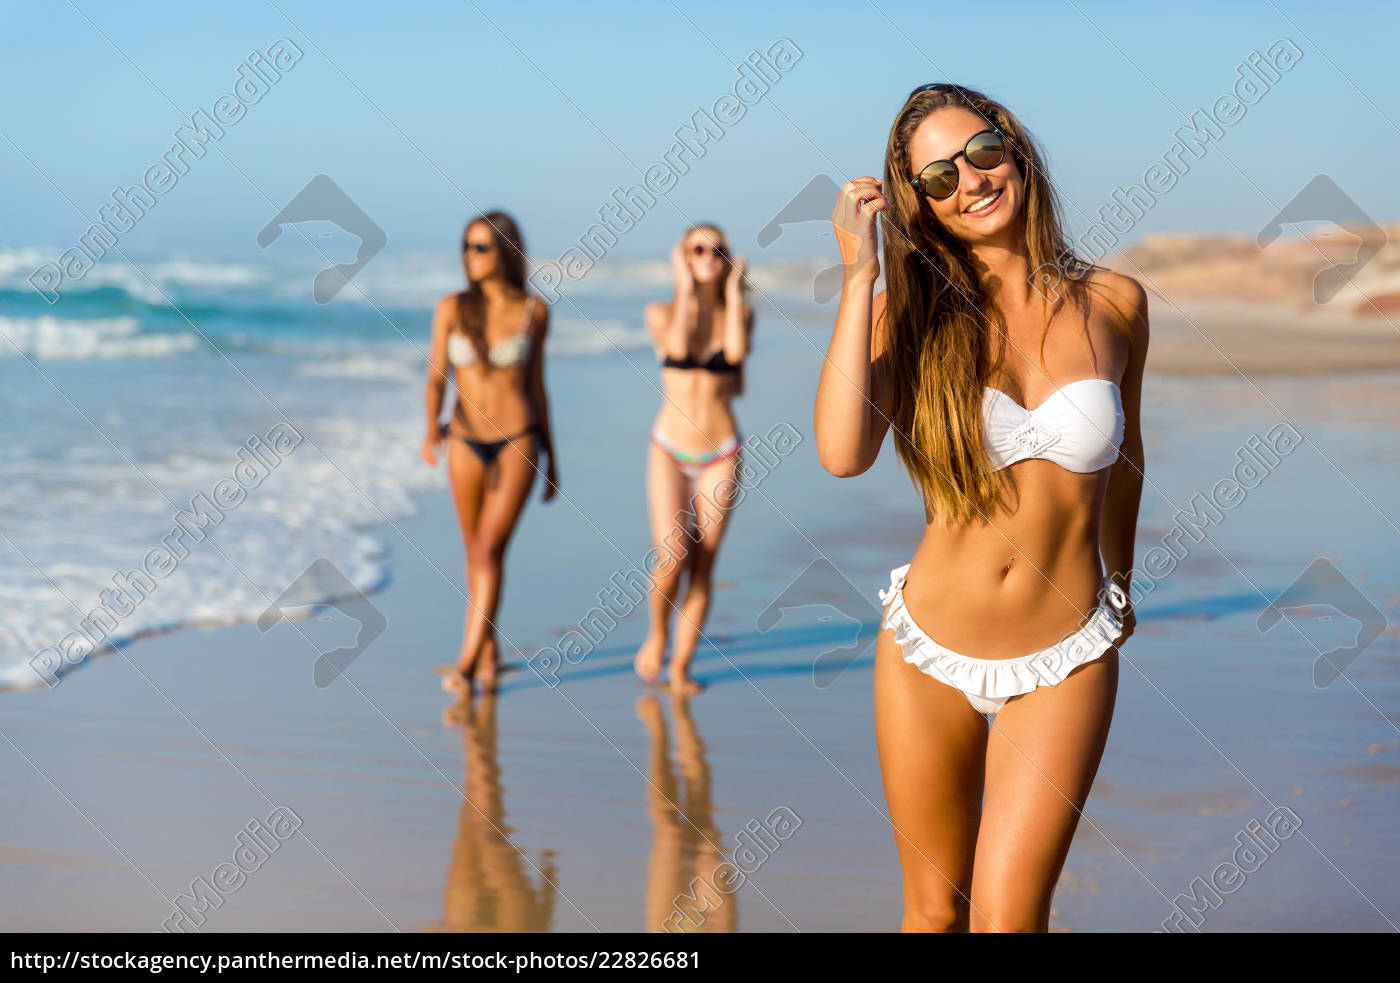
[921,163,959,200]
[966,131,1006,169]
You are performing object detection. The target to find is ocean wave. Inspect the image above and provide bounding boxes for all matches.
[550,317,652,356]
[0,315,199,360]
[295,354,420,381]
[144,258,267,290]
[0,244,829,365]
[0,248,270,307]
[0,402,443,692]
[0,250,168,306]
[1,243,834,314]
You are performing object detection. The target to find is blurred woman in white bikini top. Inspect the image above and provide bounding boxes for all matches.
[634,224,752,696]
[816,83,1148,932]
[422,211,558,698]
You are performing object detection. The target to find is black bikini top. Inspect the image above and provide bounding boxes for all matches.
[660,349,741,374]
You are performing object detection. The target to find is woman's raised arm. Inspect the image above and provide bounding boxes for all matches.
[815,177,895,477]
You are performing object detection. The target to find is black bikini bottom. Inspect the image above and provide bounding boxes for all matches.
[442,422,541,467]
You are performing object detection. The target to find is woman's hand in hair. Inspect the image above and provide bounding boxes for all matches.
[671,240,694,298]
[725,254,747,301]
[831,176,887,287]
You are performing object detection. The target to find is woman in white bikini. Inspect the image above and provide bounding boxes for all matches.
[815,84,1148,932]
[423,211,558,697]
[633,224,752,696]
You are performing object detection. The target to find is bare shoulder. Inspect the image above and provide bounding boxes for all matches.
[1086,270,1148,349]
[527,293,550,331]
[432,292,460,328]
[1087,270,1147,321]
[644,301,672,333]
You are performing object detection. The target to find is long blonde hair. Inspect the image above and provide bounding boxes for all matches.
[880,84,1126,523]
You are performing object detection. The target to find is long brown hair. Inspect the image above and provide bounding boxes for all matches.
[455,211,528,368]
[880,84,1125,523]
[672,223,751,396]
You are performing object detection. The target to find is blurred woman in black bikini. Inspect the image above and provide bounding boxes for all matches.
[423,212,559,696]
[634,224,751,696]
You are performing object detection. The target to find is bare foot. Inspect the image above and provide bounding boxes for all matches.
[475,652,499,694]
[477,636,517,693]
[634,631,666,684]
[435,663,475,696]
[440,669,474,696]
[435,663,514,696]
[668,669,703,697]
[441,633,486,695]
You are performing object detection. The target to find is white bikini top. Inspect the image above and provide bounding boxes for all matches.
[447,297,534,368]
[981,378,1124,473]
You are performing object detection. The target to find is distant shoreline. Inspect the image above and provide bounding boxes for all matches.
[1142,296,1400,376]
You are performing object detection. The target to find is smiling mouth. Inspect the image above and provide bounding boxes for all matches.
[964,188,1003,215]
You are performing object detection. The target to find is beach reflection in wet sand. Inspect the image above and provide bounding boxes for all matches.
[639,693,737,933]
[430,695,558,933]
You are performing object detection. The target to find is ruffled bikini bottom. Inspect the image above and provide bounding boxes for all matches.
[877,563,1130,717]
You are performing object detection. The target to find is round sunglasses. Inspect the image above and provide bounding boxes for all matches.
[690,243,725,257]
[909,128,1007,201]
[462,241,495,254]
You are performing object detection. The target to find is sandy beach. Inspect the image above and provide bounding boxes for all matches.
[1146,296,1400,376]
[4,281,1399,932]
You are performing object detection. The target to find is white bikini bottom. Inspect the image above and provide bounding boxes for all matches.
[878,563,1130,717]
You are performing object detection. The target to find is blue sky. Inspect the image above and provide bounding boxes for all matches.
[2,0,1397,267]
